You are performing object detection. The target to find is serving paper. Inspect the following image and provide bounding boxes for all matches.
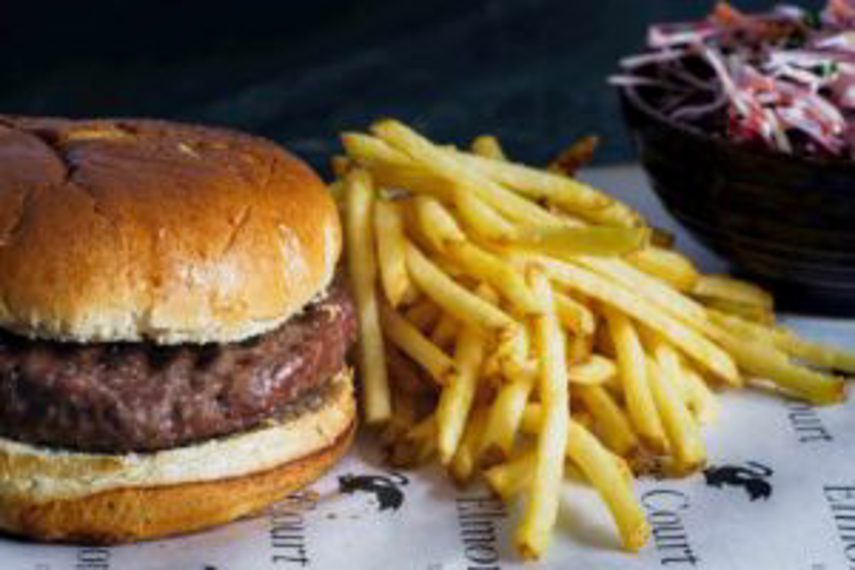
[4,166,855,570]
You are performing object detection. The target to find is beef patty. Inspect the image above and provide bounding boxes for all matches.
[0,279,355,453]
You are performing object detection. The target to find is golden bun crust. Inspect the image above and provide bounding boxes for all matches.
[0,116,340,344]
[13,422,354,544]
[0,369,355,543]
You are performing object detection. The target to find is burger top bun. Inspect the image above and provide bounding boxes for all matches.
[0,116,341,344]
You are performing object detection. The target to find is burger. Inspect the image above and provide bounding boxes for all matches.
[0,116,356,542]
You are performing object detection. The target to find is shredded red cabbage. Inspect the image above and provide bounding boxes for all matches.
[612,1,855,159]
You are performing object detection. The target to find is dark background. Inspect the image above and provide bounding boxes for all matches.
[0,0,821,170]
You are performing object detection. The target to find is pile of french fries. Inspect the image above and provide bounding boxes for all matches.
[336,119,855,560]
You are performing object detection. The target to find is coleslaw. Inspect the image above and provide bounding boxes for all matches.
[613,1,855,158]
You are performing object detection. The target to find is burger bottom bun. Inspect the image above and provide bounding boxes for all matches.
[0,369,355,544]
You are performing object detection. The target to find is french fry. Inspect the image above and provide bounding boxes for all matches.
[451,146,611,209]
[413,195,467,251]
[771,327,855,373]
[437,322,486,464]
[554,291,596,336]
[573,410,595,432]
[450,407,488,484]
[645,333,691,403]
[452,188,519,242]
[612,453,635,487]
[374,200,418,307]
[692,275,774,310]
[479,369,535,467]
[496,323,533,379]
[603,306,667,453]
[471,135,508,161]
[368,161,458,202]
[448,243,542,315]
[602,370,623,395]
[575,256,708,329]
[548,135,599,176]
[413,197,540,314]
[709,310,855,373]
[515,225,650,257]
[331,155,352,178]
[431,312,459,350]
[372,119,565,228]
[405,241,517,334]
[706,322,845,404]
[568,355,618,385]
[650,227,676,248]
[702,297,776,325]
[515,271,568,560]
[379,301,456,385]
[403,298,441,332]
[576,385,639,457]
[646,357,706,473]
[626,247,700,292]
[532,255,739,384]
[567,333,595,365]
[340,131,456,201]
[478,326,537,465]
[407,413,436,441]
[476,319,533,465]
[520,407,650,551]
[451,148,640,228]
[485,451,535,502]
[683,364,720,425]
[341,132,413,166]
[386,405,430,467]
[401,415,438,466]
[706,310,773,344]
[380,380,419,447]
[481,350,503,383]
[594,320,617,358]
[345,169,391,423]
[566,420,651,551]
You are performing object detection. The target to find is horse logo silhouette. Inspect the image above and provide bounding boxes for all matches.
[703,462,773,501]
[338,472,409,512]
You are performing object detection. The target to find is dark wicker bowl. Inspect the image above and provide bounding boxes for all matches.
[619,84,855,314]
